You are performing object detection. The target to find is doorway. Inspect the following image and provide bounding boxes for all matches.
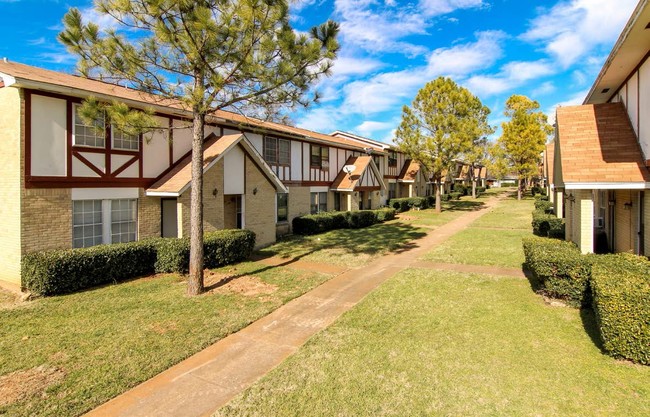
[224,195,243,229]
[161,198,178,238]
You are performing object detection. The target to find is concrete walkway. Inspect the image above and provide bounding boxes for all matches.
[86,195,506,417]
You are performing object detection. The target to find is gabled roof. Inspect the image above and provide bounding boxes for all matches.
[555,102,650,189]
[330,156,385,191]
[330,131,390,152]
[398,160,421,183]
[146,133,287,196]
[0,61,380,153]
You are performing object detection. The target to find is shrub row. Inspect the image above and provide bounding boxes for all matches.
[523,236,650,365]
[522,236,592,307]
[388,197,430,212]
[591,254,650,365]
[21,229,256,296]
[534,199,553,213]
[292,208,397,235]
[532,202,564,239]
[531,186,547,196]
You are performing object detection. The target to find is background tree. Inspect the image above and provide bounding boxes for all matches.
[60,0,339,295]
[492,95,552,200]
[394,77,492,212]
[464,136,491,198]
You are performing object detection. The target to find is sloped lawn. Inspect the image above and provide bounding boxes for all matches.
[0,264,329,417]
[216,269,650,416]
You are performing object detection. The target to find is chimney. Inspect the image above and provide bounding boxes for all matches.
[2,57,7,63]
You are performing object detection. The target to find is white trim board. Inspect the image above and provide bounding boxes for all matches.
[563,182,650,190]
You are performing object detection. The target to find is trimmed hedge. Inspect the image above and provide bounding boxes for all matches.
[292,208,397,235]
[449,192,462,200]
[522,236,593,307]
[388,197,429,212]
[22,240,157,296]
[532,210,565,239]
[591,254,650,365]
[454,184,468,196]
[22,229,256,295]
[154,229,256,274]
[534,199,553,213]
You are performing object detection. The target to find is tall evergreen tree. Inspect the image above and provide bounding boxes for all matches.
[395,77,492,212]
[493,95,552,200]
[59,0,339,295]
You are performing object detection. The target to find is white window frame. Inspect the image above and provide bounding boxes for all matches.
[111,126,140,151]
[72,103,106,148]
[72,198,138,248]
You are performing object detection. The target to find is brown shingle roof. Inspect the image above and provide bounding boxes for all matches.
[0,61,383,153]
[147,133,242,195]
[556,102,650,185]
[398,160,420,182]
[330,156,373,191]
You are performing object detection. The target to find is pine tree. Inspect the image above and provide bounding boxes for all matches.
[493,95,552,200]
[395,77,492,212]
[59,0,339,295]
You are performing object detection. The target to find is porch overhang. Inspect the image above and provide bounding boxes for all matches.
[564,182,650,190]
[330,155,386,193]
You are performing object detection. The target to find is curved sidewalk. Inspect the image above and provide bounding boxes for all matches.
[86,196,504,417]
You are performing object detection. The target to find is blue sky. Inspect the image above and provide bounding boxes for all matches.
[0,0,639,143]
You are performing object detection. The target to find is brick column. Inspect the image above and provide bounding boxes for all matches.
[577,190,594,254]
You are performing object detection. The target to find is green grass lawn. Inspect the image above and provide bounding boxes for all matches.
[0,263,330,417]
[422,194,534,269]
[216,269,650,417]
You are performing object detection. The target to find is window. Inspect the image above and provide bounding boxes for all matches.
[73,104,105,148]
[73,200,103,248]
[277,193,288,222]
[111,199,137,243]
[263,137,290,165]
[388,150,397,167]
[73,199,137,248]
[310,145,329,169]
[112,128,139,151]
[310,192,327,214]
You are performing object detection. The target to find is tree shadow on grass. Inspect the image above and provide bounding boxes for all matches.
[445,200,485,212]
[205,222,428,292]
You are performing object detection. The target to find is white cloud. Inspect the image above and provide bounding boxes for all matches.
[521,0,638,68]
[428,30,505,76]
[419,0,485,17]
[342,31,507,113]
[532,81,556,97]
[296,106,344,132]
[464,59,555,97]
[334,0,488,56]
[355,120,397,136]
[331,55,385,77]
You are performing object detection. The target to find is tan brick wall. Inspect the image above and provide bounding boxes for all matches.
[370,189,381,209]
[287,186,310,223]
[0,87,22,284]
[614,190,633,253]
[577,190,593,254]
[138,188,161,239]
[244,155,276,248]
[178,159,225,237]
[22,188,72,254]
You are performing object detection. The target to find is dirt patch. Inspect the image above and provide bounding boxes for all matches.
[204,271,278,297]
[0,366,65,407]
[148,321,179,335]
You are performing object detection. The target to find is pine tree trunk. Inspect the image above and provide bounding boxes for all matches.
[472,179,477,199]
[187,110,206,296]
[435,180,442,213]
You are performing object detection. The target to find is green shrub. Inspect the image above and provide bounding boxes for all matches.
[522,236,592,307]
[293,208,393,235]
[591,254,650,365]
[534,199,553,213]
[450,192,462,200]
[500,182,516,187]
[535,194,550,201]
[154,229,255,273]
[388,197,429,212]
[532,210,564,238]
[440,193,451,202]
[22,230,256,295]
[375,207,397,222]
[346,210,377,228]
[22,240,157,296]
[476,186,486,193]
[426,195,436,207]
[454,184,469,196]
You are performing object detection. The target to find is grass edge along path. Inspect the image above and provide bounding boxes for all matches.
[83,195,504,417]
